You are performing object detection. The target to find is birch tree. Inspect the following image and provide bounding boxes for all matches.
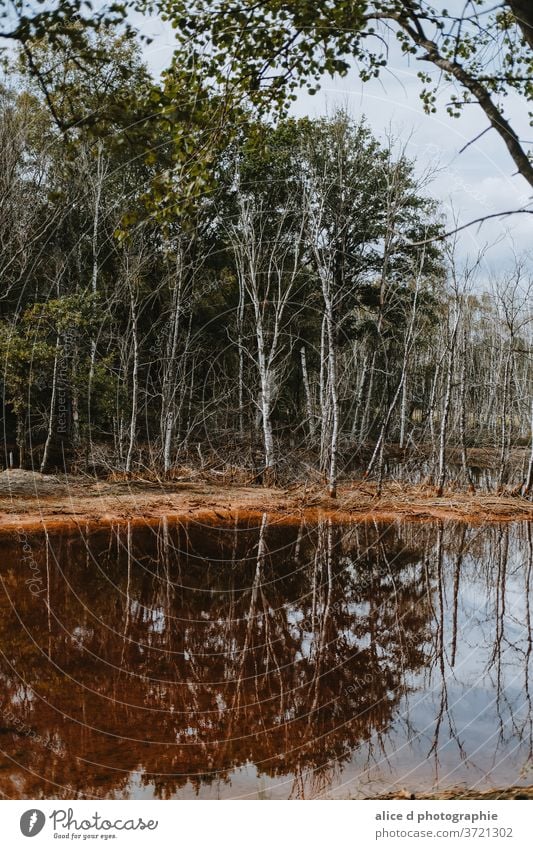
[230,193,304,483]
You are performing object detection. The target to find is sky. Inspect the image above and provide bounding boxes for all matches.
[3,4,530,276]
[124,7,533,278]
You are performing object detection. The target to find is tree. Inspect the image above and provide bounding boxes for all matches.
[1,2,132,78]
[159,1,533,197]
[228,189,305,483]
[297,114,442,494]
[2,29,532,492]
[15,21,154,140]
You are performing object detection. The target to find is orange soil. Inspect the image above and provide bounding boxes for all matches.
[0,477,532,535]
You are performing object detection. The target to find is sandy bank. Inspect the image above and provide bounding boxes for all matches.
[0,469,532,534]
[375,784,533,800]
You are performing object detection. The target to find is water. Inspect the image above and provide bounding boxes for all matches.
[0,516,532,799]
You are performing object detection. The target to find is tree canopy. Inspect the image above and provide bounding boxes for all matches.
[0,8,532,495]
[153,1,533,191]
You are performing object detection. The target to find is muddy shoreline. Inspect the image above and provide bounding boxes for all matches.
[0,470,532,534]
[375,785,533,801]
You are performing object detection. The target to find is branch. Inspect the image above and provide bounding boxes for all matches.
[392,6,533,190]
[506,1,533,51]
[458,125,492,154]
[404,207,533,246]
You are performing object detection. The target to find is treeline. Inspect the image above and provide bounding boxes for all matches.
[1,28,532,494]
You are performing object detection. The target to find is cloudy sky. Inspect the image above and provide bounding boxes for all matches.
[136,9,531,277]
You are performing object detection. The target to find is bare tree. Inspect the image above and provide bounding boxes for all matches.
[229,193,304,483]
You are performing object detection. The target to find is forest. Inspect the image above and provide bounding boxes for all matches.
[1,4,532,498]
[2,0,533,807]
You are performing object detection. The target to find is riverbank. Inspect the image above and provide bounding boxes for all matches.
[375,785,533,800]
[0,469,532,534]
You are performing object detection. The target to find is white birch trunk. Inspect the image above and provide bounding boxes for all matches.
[125,288,139,476]
[40,334,60,474]
[436,310,460,496]
[300,345,315,439]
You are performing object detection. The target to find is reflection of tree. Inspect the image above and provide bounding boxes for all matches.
[485,524,533,763]
[5,518,531,798]
[427,521,465,773]
[0,517,432,798]
[524,524,533,765]
[417,522,533,790]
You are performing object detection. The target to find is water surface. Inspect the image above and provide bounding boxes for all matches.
[0,517,532,799]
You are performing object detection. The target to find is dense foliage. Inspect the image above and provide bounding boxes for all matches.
[0,16,532,495]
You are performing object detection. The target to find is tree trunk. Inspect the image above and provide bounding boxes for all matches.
[359,351,376,446]
[350,350,367,439]
[161,264,184,476]
[71,346,80,450]
[125,292,139,476]
[436,312,459,497]
[399,369,408,450]
[323,294,339,498]
[237,283,245,440]
[16,413,26,469]
[300,345,315,440]
[259,374,275,482]
[522,397,533,496]
[507,1,533,50]
[497,349,512,489]
[40,334,60,474]
[459,326,474,490]
[89,143,105,383]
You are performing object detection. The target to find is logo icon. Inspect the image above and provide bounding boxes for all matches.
[20,810,46,837]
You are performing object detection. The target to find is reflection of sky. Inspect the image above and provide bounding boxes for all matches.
[342,528,533,798]
[251,526,527,797]
[116,523,533,799]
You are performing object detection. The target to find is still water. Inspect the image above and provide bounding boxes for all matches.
[0,516,532,799]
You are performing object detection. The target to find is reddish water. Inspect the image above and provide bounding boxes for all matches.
[0,517,531,798]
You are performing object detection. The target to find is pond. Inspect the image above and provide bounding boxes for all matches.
[0,516,532,799]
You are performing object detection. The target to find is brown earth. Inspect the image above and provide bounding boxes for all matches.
[0,469,532,535]
[375,785,533,800]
